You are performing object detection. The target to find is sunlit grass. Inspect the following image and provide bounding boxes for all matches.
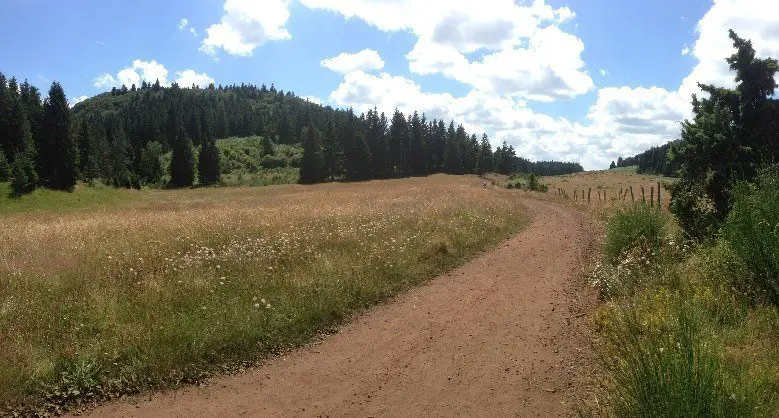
[0,174,529,411]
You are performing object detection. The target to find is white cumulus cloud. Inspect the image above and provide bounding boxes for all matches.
[93,60,214,90]
[175,70,215,88]
[679,0,779,100]
[69,95,89,108]
[201,0,292,57]
[93,73,116,88]
[117,59,170,88]
[301,0,591,102]
[321,49,385,74]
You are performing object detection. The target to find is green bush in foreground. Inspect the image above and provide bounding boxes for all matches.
[603,204,668,264]
[723,167,779,305]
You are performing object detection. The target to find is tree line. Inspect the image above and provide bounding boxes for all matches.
[0,74,583,194]
[612,141,680,177]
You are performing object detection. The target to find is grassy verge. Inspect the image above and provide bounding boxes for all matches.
[0,175,529,414]
[0,182,141,216]
[588,204,779,416]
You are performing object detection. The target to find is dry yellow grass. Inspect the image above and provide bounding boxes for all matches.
[0,174,530,411]
[540,170,674,213]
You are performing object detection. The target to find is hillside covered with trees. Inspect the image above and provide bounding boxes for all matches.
[614,141,680,177]
[0,77,583,194]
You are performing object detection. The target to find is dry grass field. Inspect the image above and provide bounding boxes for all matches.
[541,169,673,212]
[0,174,530,411]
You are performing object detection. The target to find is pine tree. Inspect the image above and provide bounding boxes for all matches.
[20,80,43,147]
[8,78,34,160]
[42,82,77,190]
[77,119,98,181]
[476,134,494,175]
[342,110,372,181]
[215,104,229,139]
[139,141,164,185]
[609,161,616,169]
[321,118,343,180]
[443,121,462,174]
[260,135,275,156]
[0,73,10,163]
[10,150,38,194]
[105,122,132,187]
[299,126,325,184]
[0,150,10,181]
[389,109,409,176]
[170,125,195,187]
[408,111,427,176]
[198,135,221,185]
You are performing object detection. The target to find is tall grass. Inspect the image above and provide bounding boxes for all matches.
[602,204,668,264]
[590,201,779,416]
[599,297,761,417]
[723,167,779,304]
[0,175,529,413]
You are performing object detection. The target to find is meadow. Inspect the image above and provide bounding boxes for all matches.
[0,174,529,412]
[542,168,672,211]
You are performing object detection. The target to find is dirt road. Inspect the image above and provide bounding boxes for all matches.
[88,198,597,417]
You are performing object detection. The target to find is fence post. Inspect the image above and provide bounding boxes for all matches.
[657,182,661,210]
[650,187,655,208]
[588,188,591,203]
[630,186,635,202]
[641,186,646,204]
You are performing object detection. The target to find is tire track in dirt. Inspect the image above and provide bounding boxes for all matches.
[87,198,597,417]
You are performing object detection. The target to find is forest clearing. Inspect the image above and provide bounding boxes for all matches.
[3,1,779,414]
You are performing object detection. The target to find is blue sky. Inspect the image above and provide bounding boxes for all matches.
[2,0,777,169]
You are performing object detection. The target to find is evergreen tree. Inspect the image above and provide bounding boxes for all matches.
[389,109,409,176]
[0,73,10,163]
[138,141,164,185]
[260,134,275,156]
[10,150,38,194]
[215,104,229,138]
[476,134,494,175]
[170,126,195,187]
[462,132,478,174]
[198,135,221,185]
[342,109,372,181]
[104,122,132,187]
[8,79,34,159]
[321,118,343,180]
[77,119,98,181]
[42,82,77,190]
[443,121,462,174]
[0,150,10,181]
[609,161,616,169]
[365,109,390,179]
[408,111,427,176]
[299,126,325,184]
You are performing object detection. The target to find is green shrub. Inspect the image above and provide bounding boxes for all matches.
[603,204,667,264]
[260,154,287,169]
[723,167,779,305]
